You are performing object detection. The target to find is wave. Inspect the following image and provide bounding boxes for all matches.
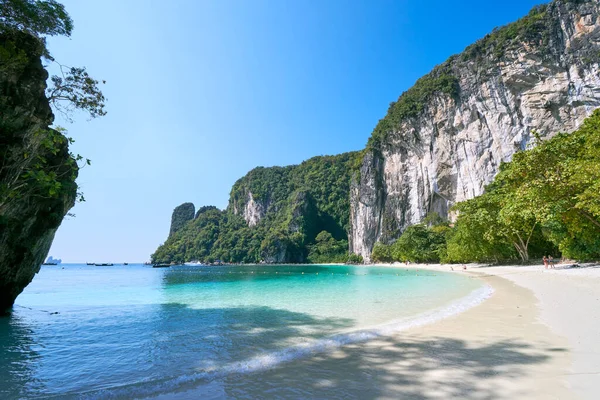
[79,284,494,399]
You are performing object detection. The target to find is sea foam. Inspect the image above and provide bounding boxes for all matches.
[81,284,493,399]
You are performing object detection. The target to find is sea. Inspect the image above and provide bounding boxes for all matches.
[0,263,491,399]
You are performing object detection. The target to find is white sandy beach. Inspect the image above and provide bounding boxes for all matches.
[157,262,600,399]
[360,262,600,399]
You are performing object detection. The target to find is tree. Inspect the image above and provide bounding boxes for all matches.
[1,0,106,121]
[371,242,394,263]
[391,224,446,263]
[445,195,516,263]
[307,230,348,263]
[447,180,547,263]
[47,65,106,120]
[0,0,73,38]
[493,113,600,259]
[0,0,106,216]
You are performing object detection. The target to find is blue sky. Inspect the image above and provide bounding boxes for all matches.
[47,0,544,262]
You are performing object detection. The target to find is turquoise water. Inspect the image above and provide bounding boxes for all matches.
[0,264,485,399]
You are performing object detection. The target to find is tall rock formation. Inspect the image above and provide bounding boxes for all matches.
[153,153,359,264]
[169,202,195,236]
[0,29,78,312]
[350,0,600,261]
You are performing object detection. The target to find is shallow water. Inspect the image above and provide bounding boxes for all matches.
[0,264,484,399]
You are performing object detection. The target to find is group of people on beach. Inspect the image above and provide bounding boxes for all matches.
[543,255,555,269]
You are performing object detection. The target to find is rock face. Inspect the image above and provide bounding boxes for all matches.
[153,154,359,264]
[0,30,78,312]
[350,0,600,261]
[169,202,195,236]
[229,166,287,227]
[241,192,269,227]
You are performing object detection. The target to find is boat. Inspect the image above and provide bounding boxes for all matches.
[152,263,170,268]
[86,262,94,265]
[123,262,129,265]
[184,261,204,266]
[44,256,61,265]
[94,263,114,266]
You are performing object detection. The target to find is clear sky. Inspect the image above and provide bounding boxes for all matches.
[47,0,545,262]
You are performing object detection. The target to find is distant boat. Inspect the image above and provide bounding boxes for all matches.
[152,264,170,268]
[86,262,94,265]
[45,256,62,265]
[123,262,129,265]
[94,263,114,266]
[184,261,203,266]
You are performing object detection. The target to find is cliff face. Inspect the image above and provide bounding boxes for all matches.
[0,29,78,312]
[350,0,600,261]
[153,153,359,264]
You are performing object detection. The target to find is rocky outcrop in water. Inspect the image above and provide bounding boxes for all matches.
[0,29,78,312]
[350,0,600,261]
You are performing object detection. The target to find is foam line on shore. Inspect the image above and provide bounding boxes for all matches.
[81,284,493,399]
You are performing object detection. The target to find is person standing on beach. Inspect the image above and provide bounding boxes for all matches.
[543,256,549,269]
[549,255,554,268]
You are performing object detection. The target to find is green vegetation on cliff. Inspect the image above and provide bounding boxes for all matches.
[366,0,598,153]
[0,0,106,311]
[462,4,551,60]
[367,65,459,150]
[169,202,195,237]
[152,152,363,264]
[1,0,106,214]
[371,110,600,264]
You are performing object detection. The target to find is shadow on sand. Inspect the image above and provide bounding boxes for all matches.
[209,335,567,399]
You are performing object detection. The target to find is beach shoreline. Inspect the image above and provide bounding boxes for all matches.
[370,261,600,398]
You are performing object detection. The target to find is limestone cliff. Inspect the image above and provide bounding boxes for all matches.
[0,29,78,312]
[153,153,359,264]
[350,0,600,261]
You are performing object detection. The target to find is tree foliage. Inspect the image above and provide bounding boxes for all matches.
[0,0,106,217]
[446,110,600,262]
[392,223,449,263]
[1,0,106,121]
[0,0,72,38]
[367,66,459,150]
[47,65,107,120]
[152,152,363,264]
[307,231,348,264]
[371,242,394,263]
